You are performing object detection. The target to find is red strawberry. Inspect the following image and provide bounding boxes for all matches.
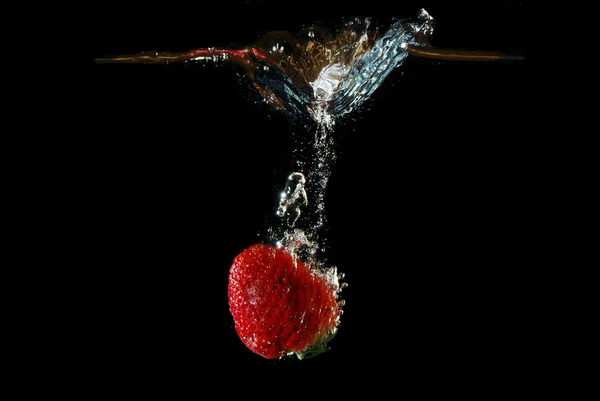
[228,243,343,359]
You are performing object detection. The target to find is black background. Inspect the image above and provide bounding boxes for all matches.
[80,0,528,384]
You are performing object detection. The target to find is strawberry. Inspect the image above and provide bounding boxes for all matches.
[228,243,343,359]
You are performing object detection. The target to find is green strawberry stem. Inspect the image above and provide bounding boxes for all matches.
[293,328,338,360]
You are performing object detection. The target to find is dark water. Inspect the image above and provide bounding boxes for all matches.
[81,0,527,383]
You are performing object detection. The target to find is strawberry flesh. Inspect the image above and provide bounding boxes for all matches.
[228,243,341,359]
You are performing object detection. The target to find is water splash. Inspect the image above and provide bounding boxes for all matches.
[96,10,437,127]
[270,123,336,257]
[235,9,436,129]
